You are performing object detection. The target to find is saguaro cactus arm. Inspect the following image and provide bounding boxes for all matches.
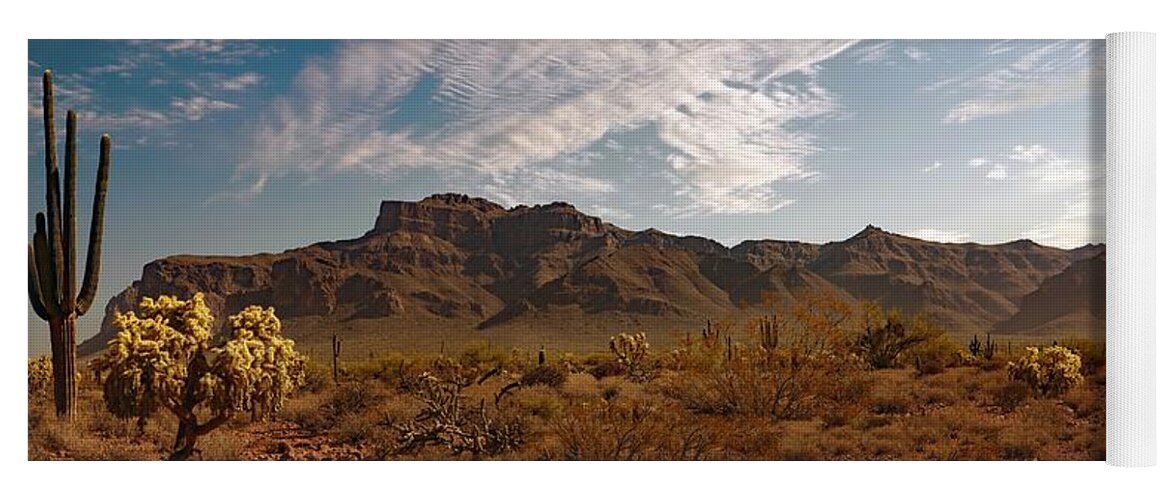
[76,134,111,315]
[28,244,50,320]
[32,213,60,316]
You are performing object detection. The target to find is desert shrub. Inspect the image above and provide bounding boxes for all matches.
[1007,346,1084,397]
[299,361,332,394]
[496,365,568,403]
[913,355,947,376]
[457,342,512,371]
[88,294,307,459]
[520,364,567,388]
[513,386,566,419]
[910,334,961,375]
[393,372,526,457]
[588,359,627,379]
[1061,383,1106,419]
[609,332,650,379]
[664,344,869,421]
[979,358,1007,371]
[993,380,1032,412]
[290,407,332,434]
[856,306,944,369]
[550,399,713,460]
[870,392,913,415]
[323,381,384,422]
[28,356,52,399]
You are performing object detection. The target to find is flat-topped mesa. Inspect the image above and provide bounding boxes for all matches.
[366,194,507,246]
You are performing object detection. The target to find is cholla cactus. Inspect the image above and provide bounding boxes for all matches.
[28,356,53,398]
[90,294,215,422]
[1007,346,1084,397]
[205,305,307,421]
[89,293,306,459]
[609,332,650,378]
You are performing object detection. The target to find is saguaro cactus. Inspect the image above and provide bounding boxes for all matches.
[331,334,342,384]
[28,69,112,418]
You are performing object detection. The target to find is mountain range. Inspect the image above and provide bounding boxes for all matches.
[80,193,1105,355]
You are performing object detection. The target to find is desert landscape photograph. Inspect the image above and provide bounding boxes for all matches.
[27,39,1106,461]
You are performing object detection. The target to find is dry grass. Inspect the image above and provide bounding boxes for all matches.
[31,333,1105,461]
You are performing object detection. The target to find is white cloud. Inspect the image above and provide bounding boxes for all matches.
[588,205,633,221]
[171,96,238,121]
[907,228,972,243]
[218,72,263,91]
[235,40,856,214]
[985,164,1007,180]
[968,158,987,167]
[923,161,942,172]
[855,41,892,63]
[971,143,1102,248]
[1022,198,1102,249]
[930,40,1102,123]
[903,46,930,62]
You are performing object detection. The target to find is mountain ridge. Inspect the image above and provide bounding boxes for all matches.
[81,194,1105,355]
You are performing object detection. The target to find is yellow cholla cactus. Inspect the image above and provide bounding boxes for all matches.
[205,305,306,420]
[90,293,215,419]
[28,356,52,398]
[89,293,306,459]
[1007,346,1084,397]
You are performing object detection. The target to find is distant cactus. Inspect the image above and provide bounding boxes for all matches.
[609,332,650,379]
[89,294,306,460]
[331,334,342,384]
[28,69,112,418]
[758,314,781,352]
[969,333,998,360]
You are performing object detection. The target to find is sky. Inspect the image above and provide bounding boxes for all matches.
[27,39,1105,353]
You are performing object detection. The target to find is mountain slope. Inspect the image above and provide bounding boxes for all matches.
[992,251,1106,337]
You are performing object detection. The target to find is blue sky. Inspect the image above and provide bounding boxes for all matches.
[27,39,1104,352]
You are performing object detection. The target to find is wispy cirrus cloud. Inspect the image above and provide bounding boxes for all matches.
[928,40,1103,123]
[235,40,856,215]
[27,41,272,135]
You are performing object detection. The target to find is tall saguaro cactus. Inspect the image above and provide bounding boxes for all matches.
[28,69,112,418]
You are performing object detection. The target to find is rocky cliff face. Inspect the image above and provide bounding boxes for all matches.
[81,195,1105,354]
